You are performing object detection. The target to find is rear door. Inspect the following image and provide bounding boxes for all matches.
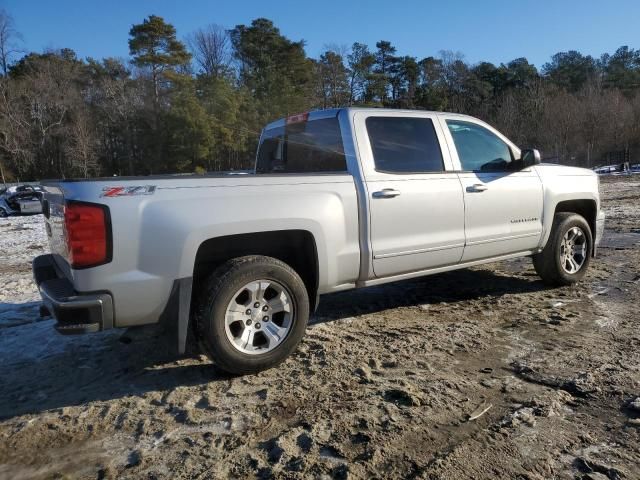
[441,117,544,261]
[354,111,465,278]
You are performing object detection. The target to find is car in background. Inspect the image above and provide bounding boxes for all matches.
[594,163,640,175]
[0,185,44,217]
[593,165,619,175]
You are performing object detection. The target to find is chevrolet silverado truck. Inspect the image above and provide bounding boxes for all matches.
[33,108,605,374]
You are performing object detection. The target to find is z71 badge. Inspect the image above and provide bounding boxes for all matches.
[101,185,156,197]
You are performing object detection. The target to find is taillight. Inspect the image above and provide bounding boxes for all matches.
[64,201,111,269]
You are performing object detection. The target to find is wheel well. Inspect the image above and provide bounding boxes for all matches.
[193,230,319,309]
[554,199,597,245]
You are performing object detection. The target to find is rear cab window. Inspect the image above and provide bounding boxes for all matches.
[256,116,347,173]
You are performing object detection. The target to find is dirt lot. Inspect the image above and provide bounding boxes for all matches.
[0,176,639,480]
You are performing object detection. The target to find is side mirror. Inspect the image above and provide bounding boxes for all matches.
[521,148,541,167]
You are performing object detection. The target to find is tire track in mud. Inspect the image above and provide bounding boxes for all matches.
[429,244,640,478]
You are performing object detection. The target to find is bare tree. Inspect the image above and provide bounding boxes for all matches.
[88,58,142,175]
[0,9,23,76]
[438,50,471,111]
[66,109,98,178]
[0,52,82,178]
[187,24,232,77]
[0,78,34,176]
[0,10,22,181]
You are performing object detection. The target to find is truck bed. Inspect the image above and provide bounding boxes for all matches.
[41,172,362,328]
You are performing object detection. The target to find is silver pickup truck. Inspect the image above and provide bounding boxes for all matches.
[33,108,605,374]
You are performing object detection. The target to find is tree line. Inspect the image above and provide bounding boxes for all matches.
[0,11,639,181]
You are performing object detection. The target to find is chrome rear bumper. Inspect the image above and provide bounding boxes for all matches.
[32,254,113,334]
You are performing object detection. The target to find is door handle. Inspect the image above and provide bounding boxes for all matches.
[467,184,488,192]
[372,188,401,199]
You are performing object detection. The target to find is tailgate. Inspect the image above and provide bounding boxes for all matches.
[42,185,70,272]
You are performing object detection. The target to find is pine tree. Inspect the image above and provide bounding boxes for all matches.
[230,18,313,122]
[129,15,191,104]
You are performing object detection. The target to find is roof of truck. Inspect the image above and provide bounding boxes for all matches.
[263,107,475,131]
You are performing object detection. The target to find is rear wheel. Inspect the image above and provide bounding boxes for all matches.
[0,207,7,218]
[533,212,593,286]
[195,255,309,375]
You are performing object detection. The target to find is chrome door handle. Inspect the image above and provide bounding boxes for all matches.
[467,184,488,192]
[372,188,401,199]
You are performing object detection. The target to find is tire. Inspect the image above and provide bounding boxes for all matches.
[194,255,310,375]
[0,207,7,218]
[533,212,593,286]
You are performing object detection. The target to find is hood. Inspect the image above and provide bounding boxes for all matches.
[534,164,596,179]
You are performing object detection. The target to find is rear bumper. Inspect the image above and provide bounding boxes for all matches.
[32,254,114,335]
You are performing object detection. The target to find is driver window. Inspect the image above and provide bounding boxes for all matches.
[446,120,513,172]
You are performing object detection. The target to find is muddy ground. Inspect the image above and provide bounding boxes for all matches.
[0,176,639,480]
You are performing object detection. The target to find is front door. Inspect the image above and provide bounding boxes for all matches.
[444,118,544,261]
[355,112,466,278]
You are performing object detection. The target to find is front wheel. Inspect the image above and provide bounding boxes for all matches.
[533,212,593,286]
[195,255,309,375]
[0,207,7,218]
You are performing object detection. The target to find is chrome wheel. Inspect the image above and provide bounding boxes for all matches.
[560,226,587,274]
[224,279,294,355]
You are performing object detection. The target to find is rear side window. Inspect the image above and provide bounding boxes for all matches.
[366,117,444,173]
[446,120,513,172]
[256,117,347,173]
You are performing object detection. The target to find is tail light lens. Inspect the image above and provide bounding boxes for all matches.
[64,201,111,269]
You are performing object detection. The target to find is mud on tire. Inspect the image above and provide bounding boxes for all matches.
[533,212,593,286]
[194,255,309,375]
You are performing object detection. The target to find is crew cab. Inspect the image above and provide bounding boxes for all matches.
[33,108,605,374]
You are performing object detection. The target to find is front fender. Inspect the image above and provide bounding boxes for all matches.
[537,167,600,249]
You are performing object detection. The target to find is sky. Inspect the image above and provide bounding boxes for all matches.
[3,0,640,67]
